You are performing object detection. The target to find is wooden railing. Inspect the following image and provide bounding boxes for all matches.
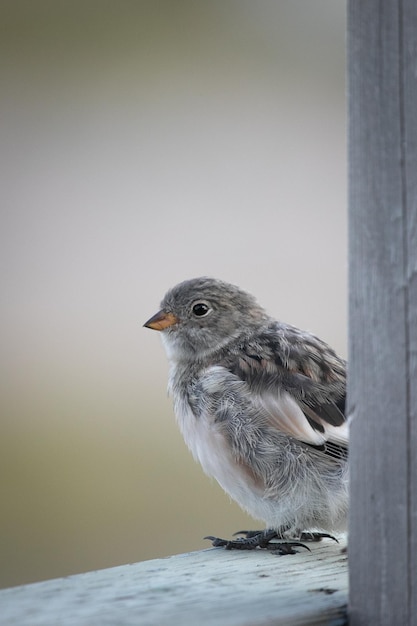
[0,537,347,626]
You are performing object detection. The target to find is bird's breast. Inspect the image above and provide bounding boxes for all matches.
[169,377,265,501]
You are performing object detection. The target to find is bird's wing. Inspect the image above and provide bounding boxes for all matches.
[219,323,348,451]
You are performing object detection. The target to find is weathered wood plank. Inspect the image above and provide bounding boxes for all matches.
[0,539,347,626]
[348,0,417,623]
[402,2,417,619]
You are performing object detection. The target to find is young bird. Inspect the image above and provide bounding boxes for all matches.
[144,277,348,553]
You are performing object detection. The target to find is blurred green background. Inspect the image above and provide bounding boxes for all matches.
[0,1,346,589]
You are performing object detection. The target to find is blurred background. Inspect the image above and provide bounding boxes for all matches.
[0,1,346,588]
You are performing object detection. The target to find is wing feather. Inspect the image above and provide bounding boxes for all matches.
[219,322,348,452]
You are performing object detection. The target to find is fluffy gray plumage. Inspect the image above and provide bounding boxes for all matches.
[144,277,348,540]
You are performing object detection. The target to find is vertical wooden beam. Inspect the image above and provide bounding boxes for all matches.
[348,0,417,624]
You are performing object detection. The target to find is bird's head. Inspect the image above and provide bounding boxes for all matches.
[144,277,267,362]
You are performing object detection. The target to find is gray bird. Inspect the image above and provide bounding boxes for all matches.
[144,277,348,553]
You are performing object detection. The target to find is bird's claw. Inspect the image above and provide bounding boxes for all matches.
[299,531,338,543]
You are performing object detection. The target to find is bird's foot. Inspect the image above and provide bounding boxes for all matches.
[233,529,338,543]
[204,529,310,555]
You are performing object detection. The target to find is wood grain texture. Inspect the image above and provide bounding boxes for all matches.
[348,0,417,623]
[0,540,347,626]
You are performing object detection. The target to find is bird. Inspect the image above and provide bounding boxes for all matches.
[144,277,348,554]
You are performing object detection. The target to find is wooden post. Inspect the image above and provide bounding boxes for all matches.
[348,1,417,624]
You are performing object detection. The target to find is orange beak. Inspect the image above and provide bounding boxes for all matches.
[143,310,178,331]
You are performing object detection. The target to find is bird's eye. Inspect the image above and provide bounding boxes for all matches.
[192,302,211,317]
